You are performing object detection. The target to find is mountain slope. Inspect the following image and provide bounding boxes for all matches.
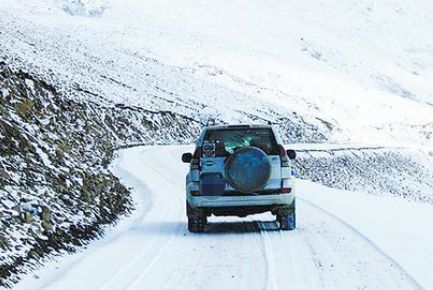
[1,0,433,287]
[0,62,201,287]
[1,0,433,144]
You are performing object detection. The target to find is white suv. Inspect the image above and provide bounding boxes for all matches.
[182,125,296,232]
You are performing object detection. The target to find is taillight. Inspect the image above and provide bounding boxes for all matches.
[281,179,292,193]
[191,190,201,196]
[281,187,292,193]
[278,145,287,157]
[191,148,201,170]
[193,148,201,159]
[279,145,290,167]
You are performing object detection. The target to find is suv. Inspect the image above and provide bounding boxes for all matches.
[182,125,297,232]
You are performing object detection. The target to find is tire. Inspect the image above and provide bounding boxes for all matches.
[188,216,206,232]
[187,202,207,233]
[225,146,272,193]
[277,211,296,231]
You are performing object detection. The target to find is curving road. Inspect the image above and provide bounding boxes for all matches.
[14,146,422,290]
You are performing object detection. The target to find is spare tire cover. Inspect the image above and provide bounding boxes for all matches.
[225,146,272,194]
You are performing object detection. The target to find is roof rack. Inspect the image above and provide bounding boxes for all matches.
[204,124,273,130]
[226,125,251,129]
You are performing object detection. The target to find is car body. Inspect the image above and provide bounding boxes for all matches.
[182,124,296,232]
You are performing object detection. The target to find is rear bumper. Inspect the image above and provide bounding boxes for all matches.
[187,192,295,208]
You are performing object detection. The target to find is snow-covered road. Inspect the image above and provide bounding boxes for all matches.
[14,146,432,290]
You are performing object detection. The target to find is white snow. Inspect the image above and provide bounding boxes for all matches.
[2,0,433,288]
[53,0,111,16]
[24,79,35,93]
[13,146,433,290]
[300,180,433,290]
[1,0,433,144]
[1,199,15,209]
[1,88,10,97]
[35,147,54,169]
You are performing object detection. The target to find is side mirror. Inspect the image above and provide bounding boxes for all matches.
[182,152,193,163]
[286,149,296,160]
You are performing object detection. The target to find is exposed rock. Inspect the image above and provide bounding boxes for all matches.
[295,148,433,203]
[0,62,202,287]
[40,207,51,223]
[0,170,10,181]
[41,221,52,233]
[22,212,33,224]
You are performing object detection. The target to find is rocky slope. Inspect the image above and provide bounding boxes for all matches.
[296,147,433,204]
[0,61,202,287]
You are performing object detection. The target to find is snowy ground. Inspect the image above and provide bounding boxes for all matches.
[13,146,433,290]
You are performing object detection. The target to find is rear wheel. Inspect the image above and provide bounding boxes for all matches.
[187,202,207,233]
[188,216,206,232]
[277,212,296,231]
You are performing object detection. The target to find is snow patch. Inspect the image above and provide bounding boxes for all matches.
[1,88,10,97]
[374,74,416,100]
[55,0,111,17]
[1,199,15,209]
[24,79,35,93]
[35,147,54,169]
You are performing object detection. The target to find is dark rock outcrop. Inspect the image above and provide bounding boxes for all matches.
[0,62,201,287]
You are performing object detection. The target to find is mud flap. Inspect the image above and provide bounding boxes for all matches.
[186,201,204,218]
[276,199,296,215]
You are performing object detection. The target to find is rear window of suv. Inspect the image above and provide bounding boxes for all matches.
[202,128,279,157]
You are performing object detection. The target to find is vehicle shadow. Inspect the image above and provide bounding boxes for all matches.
[206,220,280,234]
[130,220,280,236]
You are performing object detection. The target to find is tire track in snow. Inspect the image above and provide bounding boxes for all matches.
[257,222,312,290]
[254,197,422,290]
[124,224,181,290]
[258,225,278,290]
[100,148,185,290]
[21,152,155,290]
[123,149,186,290]
[297,197,425,290]
[97,150,178,290]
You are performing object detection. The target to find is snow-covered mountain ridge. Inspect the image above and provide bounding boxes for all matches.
[1,0,433,145]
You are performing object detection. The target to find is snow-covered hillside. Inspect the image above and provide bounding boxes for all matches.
[2,0,433,288]
[1,0,433,144]
[0,62,201,287]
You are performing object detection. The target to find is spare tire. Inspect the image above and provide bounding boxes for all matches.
[225,146,272,194]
